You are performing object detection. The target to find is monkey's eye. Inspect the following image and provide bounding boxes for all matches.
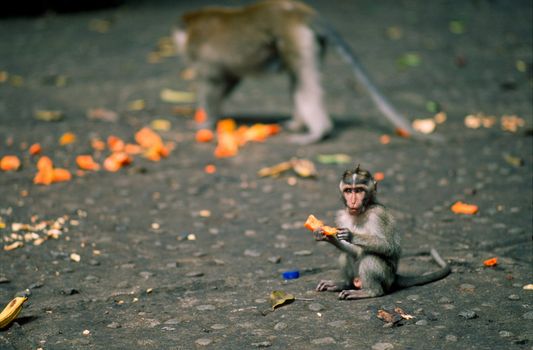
[355,188,365,193]
[344,188,355,194]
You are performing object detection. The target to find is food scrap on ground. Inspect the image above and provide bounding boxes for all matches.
[451,201,479,215]
[2,215,75,251]
[214,119,280,158]
[258,158,316,178]
[59,132,76,146]
[29,143,42,156]
[0,156,21,171]
[483,257,498,267]
[412,118,436,134]
[304,214,337,236]
[160,88,195,104]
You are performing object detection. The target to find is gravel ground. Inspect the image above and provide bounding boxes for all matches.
[0,0,531,349]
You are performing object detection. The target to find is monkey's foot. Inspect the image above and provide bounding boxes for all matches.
[283,119,305,132]
[338,289,382,300]
[288,132,326,145]
[316,280,342,292]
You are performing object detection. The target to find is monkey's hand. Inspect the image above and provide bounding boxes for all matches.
[336,228,352,242]
[313,228,329,241]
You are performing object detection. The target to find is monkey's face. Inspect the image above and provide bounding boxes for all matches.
[342,186,366,214]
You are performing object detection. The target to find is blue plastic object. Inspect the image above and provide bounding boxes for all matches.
[282,270,300,280]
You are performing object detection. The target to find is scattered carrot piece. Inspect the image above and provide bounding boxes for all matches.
[395,128,411,138]
[216,119,237,134]
[124,143,142,155]
[214,133,239,158]
[0,155,21,171]
[196,129,214,143]
[379,135,391,144]
[107,135,125,152]
[29,143,42,155]
[483,257,498,267]
[59,132,76,145]
[103,152,131,172]
[37,156,53,170]
[52,168,72,182]
[91,138,106,151]
[194,108,207,124]
[204,164,217,174]
[451,201,479,215]
[374,172,385,182]
[135,127,163,148]
[33,157,54,185]
[304,214,337,236]
[76,155,100,171]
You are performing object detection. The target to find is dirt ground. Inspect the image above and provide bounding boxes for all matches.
[0,0,532,349]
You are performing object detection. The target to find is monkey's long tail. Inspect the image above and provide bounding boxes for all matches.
[317,21,442,142]
[394,248,451,288]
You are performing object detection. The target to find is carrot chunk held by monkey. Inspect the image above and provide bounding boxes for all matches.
[304,214,337,236]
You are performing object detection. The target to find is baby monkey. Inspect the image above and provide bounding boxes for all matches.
[314,165,450,299]
[173,0,421,144]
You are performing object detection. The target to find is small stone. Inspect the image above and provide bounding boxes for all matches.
[499,331,513,338]
[89,259,100,266]
[458,310,478,319]
[106,322,121,329]
[442,304,455,310]
[28,282,44,289]
[61,288,79,295]
[251,341,272,348]
[406,294,420,301]
[164,318,180,325]
[522,311,533,320]
[267,256,281,264]
[438,297,452,304]
[311,337,336,345]
[293,250,312,256]
[459,283,476,292]
[244,230,257,237]
[211,324,227,330]
[0,276,9,284]
[445,335,457,342]
[186,271,204,277]
[166,262,178,268]
[195,338,212,346]
[82,330,90,336]
[426,312,439,321]
[196,304,216,311]
[139,271,154,279]
[415,319,428,326]
[244,249,261,257]
[274,322,287,331]
[308,303,325,312]
[371,342,394,350]
[507,294,520,300]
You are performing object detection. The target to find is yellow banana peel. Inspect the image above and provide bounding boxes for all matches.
[0,297,28,329]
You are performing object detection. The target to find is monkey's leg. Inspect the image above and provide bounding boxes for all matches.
[317,253,357,292]
[339,255,391,300]
[196,75,240,130]
[284,25,332,144]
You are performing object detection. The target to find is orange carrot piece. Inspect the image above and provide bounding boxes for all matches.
[91,138,106,151]
[204,164,217,174]
[107,135,125,152]
[37,156,53,170]
[451,201,479,215]
[59,132,76,145]
[395,128,411,138]
[374,172,385,182]
[135,127,163,149]
[33,166,54,185]
[124,143,142,155]
[194,108,207,124]
[76,155,100,171]
[196,129,214,143]
[216,119,237,134]
[304,214,337,236]
[483,257,498,267]
[0,155,21,171]
[29,143,42,156]
[52,168,72,182]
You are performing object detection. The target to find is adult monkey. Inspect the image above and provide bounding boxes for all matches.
[173,0,430,144]
[314,165,450,299]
